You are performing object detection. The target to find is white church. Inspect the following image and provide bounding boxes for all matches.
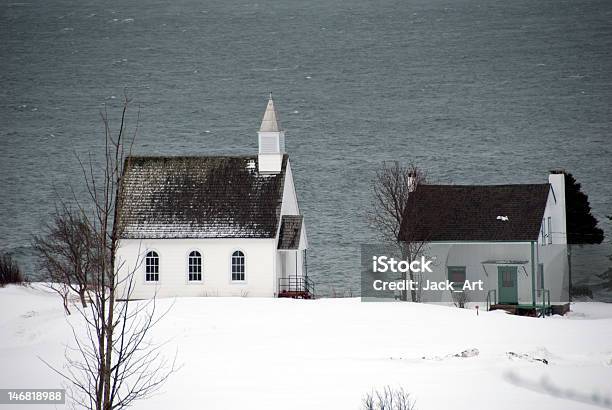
[115,96,312,299]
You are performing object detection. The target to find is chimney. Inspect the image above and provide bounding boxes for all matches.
[408,171,416,192]
[548,169,567,244]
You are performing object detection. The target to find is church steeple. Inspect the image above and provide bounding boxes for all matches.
[258,93,285,173]
[259,93,282,132]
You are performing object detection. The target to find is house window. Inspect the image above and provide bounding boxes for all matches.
[541,218,546,245]
[447,266,466,290]
[188,251,202,281]
[502,271,514,287]
[547,217,552,244]
[145,251,159,282]
[231,250,245,281]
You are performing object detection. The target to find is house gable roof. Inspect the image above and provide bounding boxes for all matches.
[277,215,303,250]
[399,184,551,242]
[119,155,288,239]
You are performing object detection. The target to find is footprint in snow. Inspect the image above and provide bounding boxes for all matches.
[506,351,548,365]
[422,348,479,360]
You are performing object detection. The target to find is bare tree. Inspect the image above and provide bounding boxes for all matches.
[33,206,95,310]
[368,162,429,301]
[362,386,417,410]
[52,282,74,315]
[451,289,470,309]
[41,95,176,410]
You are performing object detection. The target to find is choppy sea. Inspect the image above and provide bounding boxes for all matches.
[1,0,611,298]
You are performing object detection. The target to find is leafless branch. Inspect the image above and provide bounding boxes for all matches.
[362,386,417,410]
[39,96,175,410]
[368,162,430,301]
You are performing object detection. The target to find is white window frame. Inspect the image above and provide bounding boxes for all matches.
[447,266,467,292]
[541,218,546,246]
[230,249,246,283]
[186,249,203,283]
[144,249,160,283]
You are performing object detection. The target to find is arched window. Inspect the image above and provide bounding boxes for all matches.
[145,251,159,282]
[188,250,202,281]
[231,250,245,281]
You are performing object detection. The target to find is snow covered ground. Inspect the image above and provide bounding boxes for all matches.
[1,284,611,410]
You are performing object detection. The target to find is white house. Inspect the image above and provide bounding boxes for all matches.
[398,171,570,313]
[115,96,311,299]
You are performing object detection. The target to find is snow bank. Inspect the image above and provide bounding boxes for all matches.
[1,284,611,409]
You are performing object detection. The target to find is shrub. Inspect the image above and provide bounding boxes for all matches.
[362,386,417,410]
[0,252,24,287]
[572,284,593,299]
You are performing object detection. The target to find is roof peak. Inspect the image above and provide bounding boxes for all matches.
[420,183,549,189]
[127,154,289,161]
[259,94,282,132]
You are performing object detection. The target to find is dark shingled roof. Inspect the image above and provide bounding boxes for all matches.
[399,184,551,242]
[277,215,303,250]
[119,155,288,239]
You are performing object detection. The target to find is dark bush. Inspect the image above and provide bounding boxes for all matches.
[0,252,24,287]
[362,386,416,410]
[571,284,593,299]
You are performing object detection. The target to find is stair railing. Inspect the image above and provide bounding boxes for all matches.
[536,289,551,317]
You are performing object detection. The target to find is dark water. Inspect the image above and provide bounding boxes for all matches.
[1,0,612,296]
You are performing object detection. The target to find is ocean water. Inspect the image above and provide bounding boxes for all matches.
[1,0,611,296]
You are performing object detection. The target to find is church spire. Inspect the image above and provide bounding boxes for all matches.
[257,93,285,174]
[259,93,282,132]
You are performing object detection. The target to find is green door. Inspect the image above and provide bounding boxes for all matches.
[498,266,518,304]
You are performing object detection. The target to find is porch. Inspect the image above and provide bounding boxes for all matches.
[278,277,316,299]
[486,289,570,317]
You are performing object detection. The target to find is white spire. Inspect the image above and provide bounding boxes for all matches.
[257,93,285,174]
[259,93,282,132]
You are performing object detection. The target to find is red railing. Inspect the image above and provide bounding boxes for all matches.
[278,277,316,299]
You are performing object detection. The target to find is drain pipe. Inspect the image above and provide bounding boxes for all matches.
[531,241,536,307]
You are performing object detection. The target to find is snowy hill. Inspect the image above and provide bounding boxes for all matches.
[1,284,611,409]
